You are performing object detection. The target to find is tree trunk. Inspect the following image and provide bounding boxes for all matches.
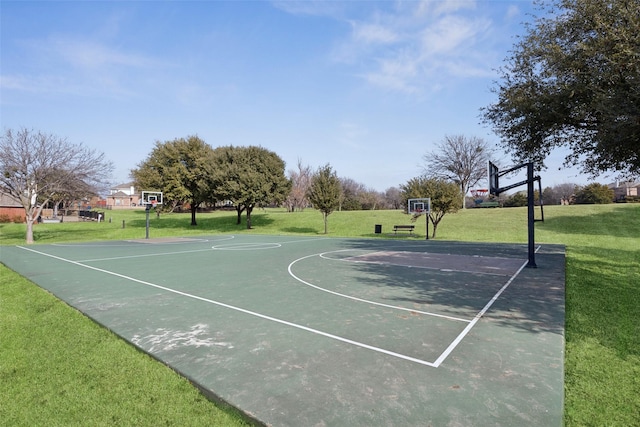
[323,212,328,234]
[26,217,34,244]
[246,205,253,229]
[25,205,46,244]
[190,204,197,226]
[431,222,438,239]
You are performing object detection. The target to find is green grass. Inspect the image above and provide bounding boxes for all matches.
[1,204,639,426]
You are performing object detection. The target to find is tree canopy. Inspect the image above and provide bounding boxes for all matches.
[0,128,113,243]
[131,136,215,226]
[483,0,640,177]
[307,164,342,234]
[574,182,615,204]
[211,145,290,229]
[400,177,461,239]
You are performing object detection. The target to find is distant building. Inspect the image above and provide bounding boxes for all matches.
[106,182,141,208]
[0,192,24,222]
[608,181,639,202]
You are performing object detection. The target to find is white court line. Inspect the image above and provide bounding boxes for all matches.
[288,250,471,323]
[77,236,328,262]
[17,245,437,367]
[431,246,540,367]
[77,247,217,263]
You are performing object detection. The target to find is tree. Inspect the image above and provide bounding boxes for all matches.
[0,128,113,244]
[285,159,312,212]
[211,146,290,229]
[543,183,577,205]
[307,164,342,234]
[131,136,215,226]
[574,183,615,204]
[400,177,461,238]
[339,177,365,211]
[384,186,403,209]
[483,0,640,177]
[422,135,493,209]
[503,191,528,207]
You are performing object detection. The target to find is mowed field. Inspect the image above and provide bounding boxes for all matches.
[1,203,639,426]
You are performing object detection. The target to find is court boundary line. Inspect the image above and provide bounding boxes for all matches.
[17,242,537,369]
[72,236,328,263]
[289,250,471,323]
[17,245,438,367]
[289,246,538,367]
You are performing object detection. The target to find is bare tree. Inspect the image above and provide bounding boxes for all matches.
[0,128,113,243]
[422,135,493,209]
[285,159,312,212]
[543,183,578,205]
[384,186,403,209]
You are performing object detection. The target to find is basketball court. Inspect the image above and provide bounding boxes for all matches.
[1,235,565,426]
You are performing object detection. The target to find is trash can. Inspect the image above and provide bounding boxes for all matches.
[374,224,382,234]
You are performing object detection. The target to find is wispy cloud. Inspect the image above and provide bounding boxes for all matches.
[2,35,166,98]
[47,37,155,69]
[350,21,400,44]
[289,1,499,94]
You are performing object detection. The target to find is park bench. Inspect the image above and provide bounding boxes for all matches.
[477,201,500,208]
[393,225,415,235]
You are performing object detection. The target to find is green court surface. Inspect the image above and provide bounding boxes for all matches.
[1,235,565,426]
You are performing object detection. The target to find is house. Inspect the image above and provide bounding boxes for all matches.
[106,182,141,209]
[0,192,24,223]
[609,181,639,202]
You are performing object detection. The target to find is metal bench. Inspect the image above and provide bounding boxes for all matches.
[393,225,415,235]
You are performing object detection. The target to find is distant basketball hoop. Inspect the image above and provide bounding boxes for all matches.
[141,191,163,239]
[407,198,431,240]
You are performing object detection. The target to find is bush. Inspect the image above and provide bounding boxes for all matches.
[574,183,615,204]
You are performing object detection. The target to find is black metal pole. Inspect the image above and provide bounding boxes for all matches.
[527,163,537,268]
[145,205,150,239]
[426,214,429,240]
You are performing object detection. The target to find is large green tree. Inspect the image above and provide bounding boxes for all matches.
[0,128,113,244]
[483,0,640,177]
[307,164,342,234]
[131,136,215,226]
[574,182,615,204]
[211,146,290,229]
[400,177,461,239]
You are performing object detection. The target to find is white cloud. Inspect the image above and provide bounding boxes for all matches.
[51,38,152,69]
[350,21,400,44]
[505,5,521,21]
[432,0,477,16]
[420,15,488,56]
[3,36,168,99]
[325,2,497,93]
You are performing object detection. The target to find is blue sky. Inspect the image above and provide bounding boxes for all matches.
[1,0,598,192]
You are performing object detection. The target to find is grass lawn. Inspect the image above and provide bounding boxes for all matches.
[1,204,639,426]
